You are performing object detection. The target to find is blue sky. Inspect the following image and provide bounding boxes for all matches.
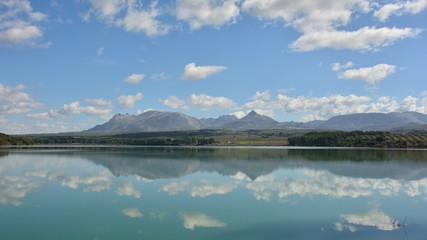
[1,0,427,134]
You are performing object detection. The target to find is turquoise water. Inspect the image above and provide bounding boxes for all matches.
[1,147,427,239]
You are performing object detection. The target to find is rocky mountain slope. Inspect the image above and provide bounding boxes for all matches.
[86,110,427,132]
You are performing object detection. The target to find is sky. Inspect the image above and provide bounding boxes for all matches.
[1,0,427,134]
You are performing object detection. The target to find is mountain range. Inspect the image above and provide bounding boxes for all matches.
[86,110,427,133]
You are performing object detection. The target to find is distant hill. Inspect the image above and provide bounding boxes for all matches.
[87,110,285,132]
[88,111,204,132]
[201,115,238,128]
[222,110,281,130]
[86,110,427,133]
[317,112,427,131]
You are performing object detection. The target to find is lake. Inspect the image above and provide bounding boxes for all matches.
[1,147,427,239]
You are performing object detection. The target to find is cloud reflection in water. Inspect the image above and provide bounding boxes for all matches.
[180,211,227,230]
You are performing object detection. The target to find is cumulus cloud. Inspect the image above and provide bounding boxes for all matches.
[338,64,396,84]
[242,0,422,51]
[181,62,227,80]
[332,61,354,72]
[162,96,189,110]
[242,0,369,31]
[0,0,49,47]
[161,90,427,121]
[58,98,113,119]
[252,90,271,101]
[122,208,143,218]
[123,73,145,84]
[264,93,427,121]
[189,94,236,110]
[117,93,143,108]
[243,90,273,112]
[0,84,43,114]
[116,182,142,198]
[374,0,427,21]
[88,0,170,37]
[151,72,169,81]
[162,94,236,110]
[180,211,226,230]
[175,0,240,30]
[232,111,246,119]
[90,0,126,18]
[290,27,421,52]
[118,2,170,36]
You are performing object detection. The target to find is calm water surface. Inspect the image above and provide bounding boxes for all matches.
[1,147,427,239]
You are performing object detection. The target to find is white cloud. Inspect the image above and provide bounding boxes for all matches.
[117,93,143,108]
[58,98,113,119]
[232,111,246,119]
[118,2,170,36]
[0,84,42,114]
[181,62,227,80]
[160,90,427,121]
[123,73,145,84]
[162,94,236,110]
[90,0,127,18]
[243,91,272,111]
[252,90,271,101]
[338,64,396,84]
[290,27,421,52]
[251,109,275,118]
[162,96,189,110]
[189,94,236,110]
[374,0,427,21]
[88,0,170,37]
[274,94,370,119]
[122,208,143,218]
[0,0,48,47]
[175,0,240,30]
[116,182,141,198]
[332,61,353,72]
[273,93,427,121]
[242,0,421,51]
[151,72,169,81]
[180,211,226,230]
[242,0,370,32]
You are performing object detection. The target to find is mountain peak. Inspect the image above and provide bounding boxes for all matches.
[246,110,259,117]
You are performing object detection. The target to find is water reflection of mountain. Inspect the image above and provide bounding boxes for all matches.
[77,147,427,181]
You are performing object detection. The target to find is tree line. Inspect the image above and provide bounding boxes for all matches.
[288,131,427,148]
[26,135,216,146]
[0,133,32,145]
